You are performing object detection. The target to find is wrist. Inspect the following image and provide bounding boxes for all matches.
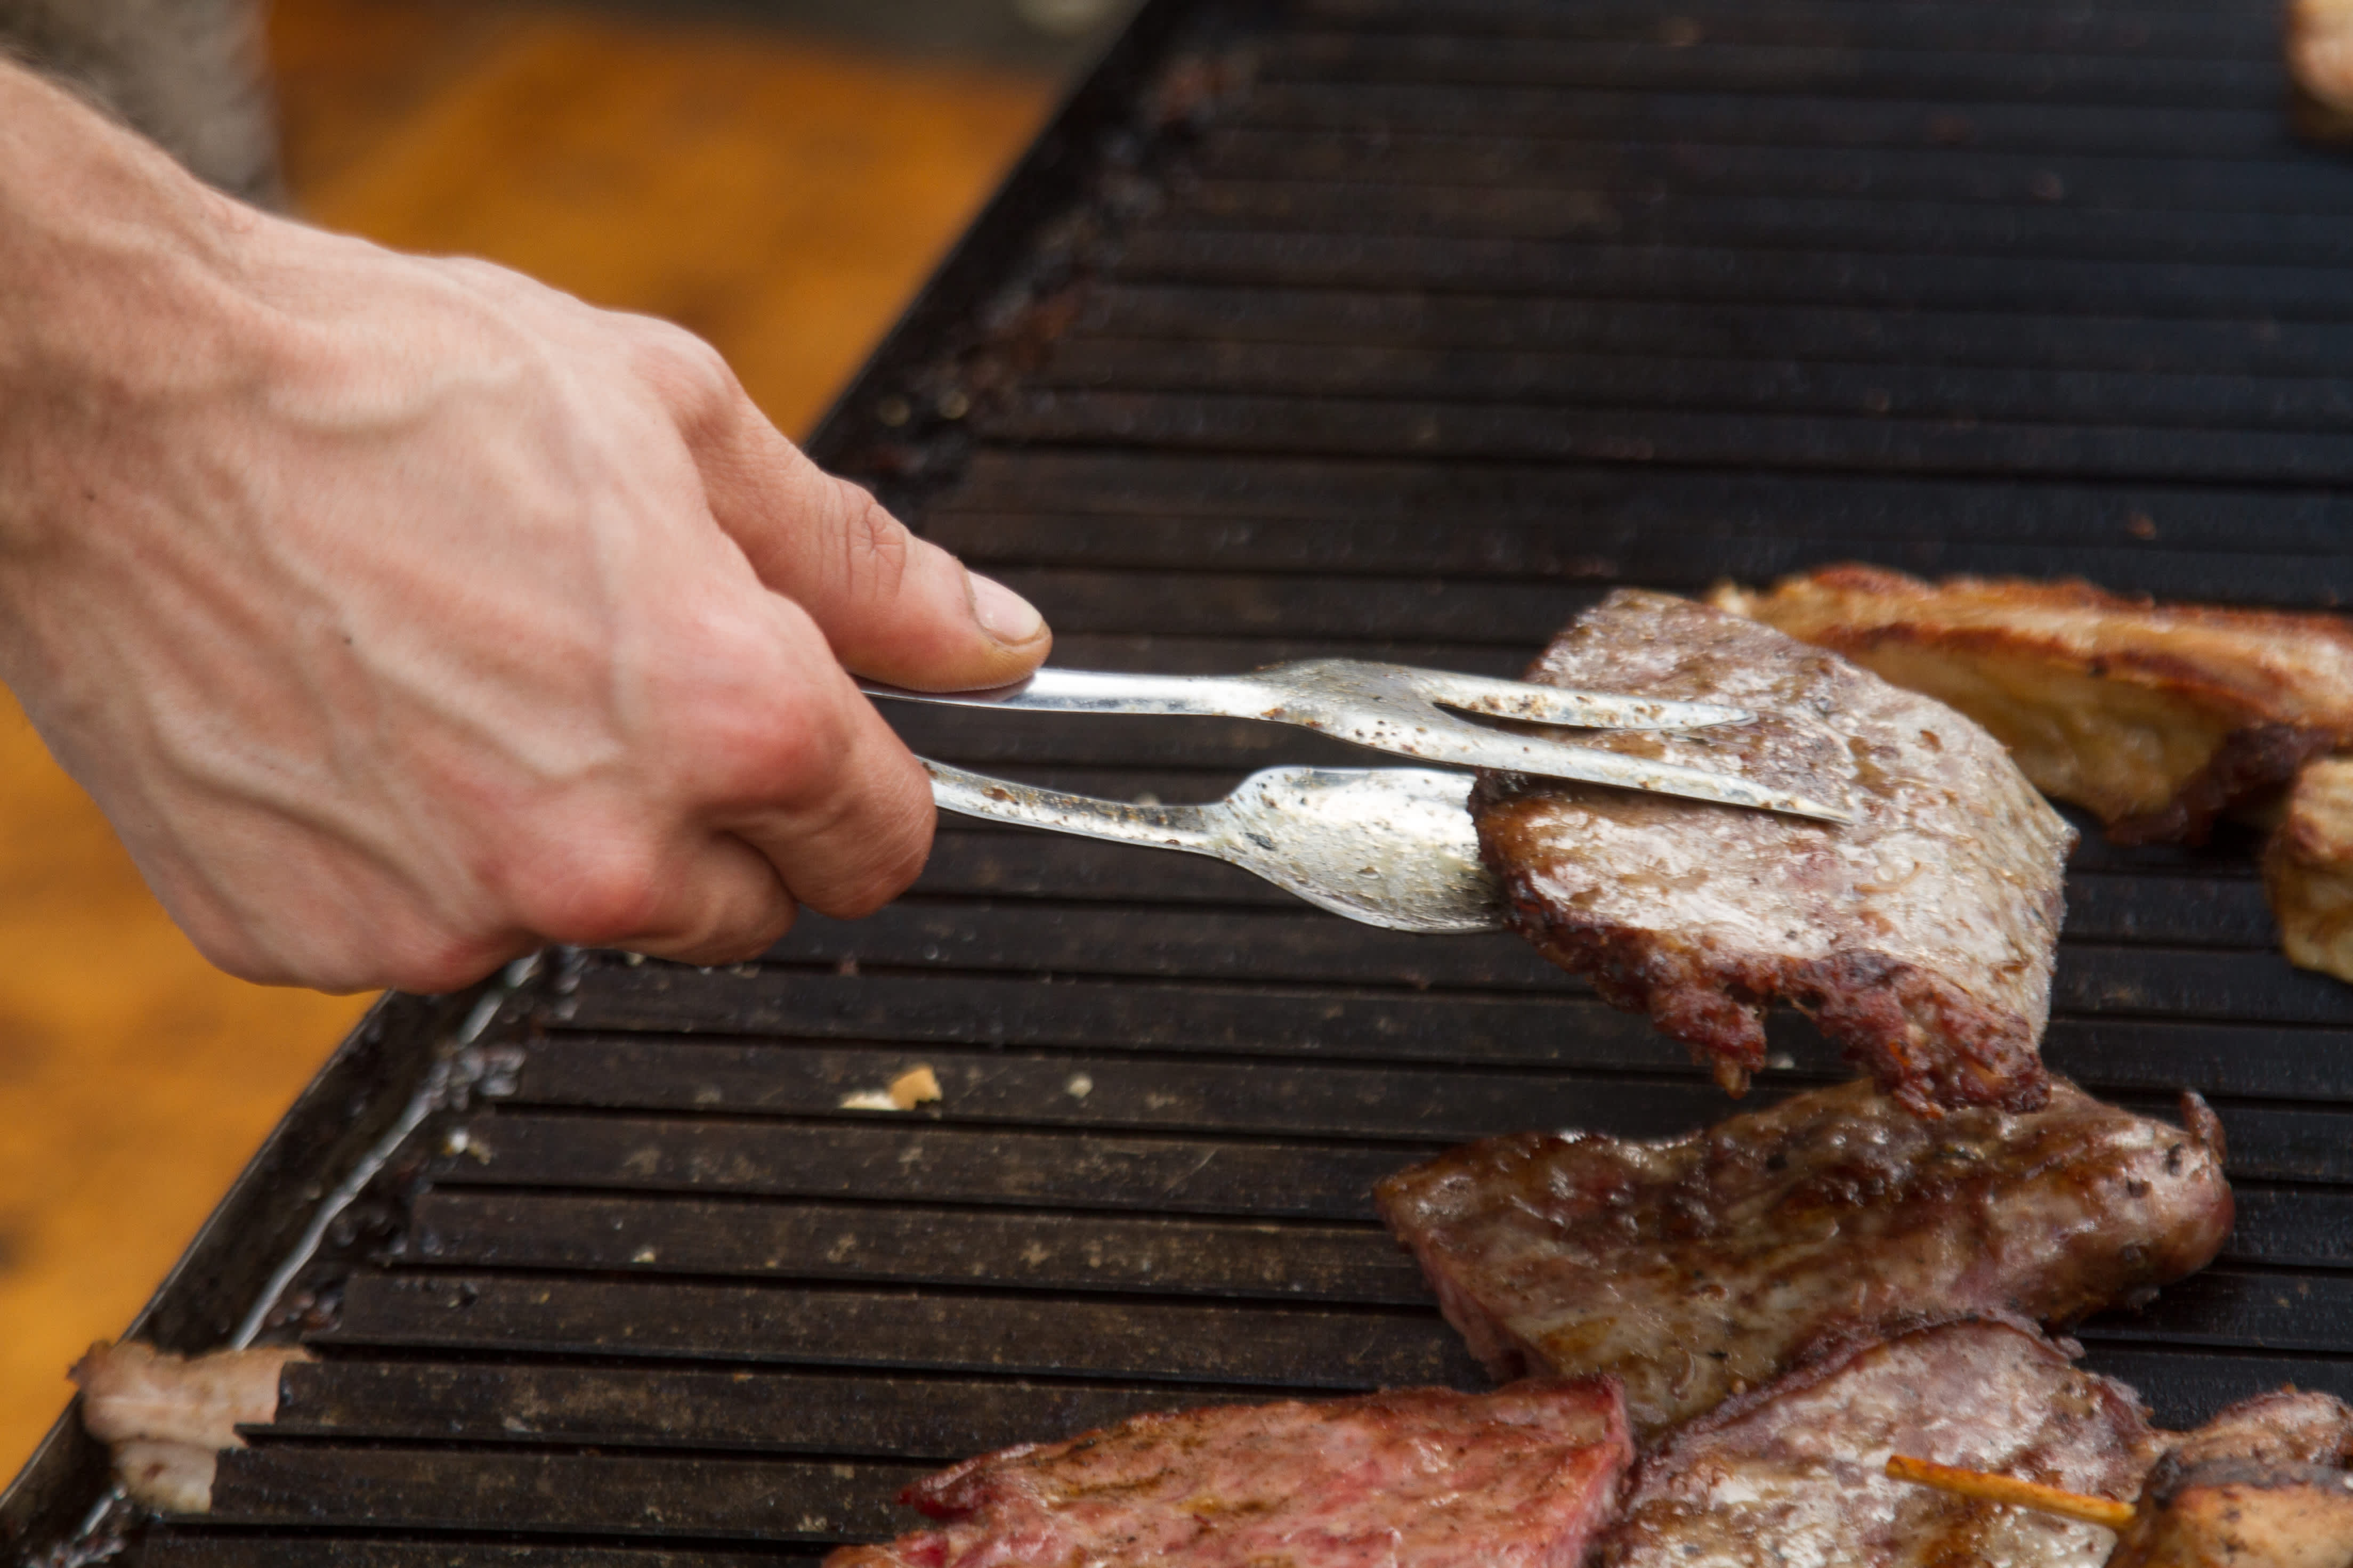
[0,61,276,556]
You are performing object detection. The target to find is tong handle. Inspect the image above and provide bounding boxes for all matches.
[858,668,1275,720]
[925,760,1218,851]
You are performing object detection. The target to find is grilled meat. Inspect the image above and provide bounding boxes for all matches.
[71,1340,311,1513]
[2161,1390,2353,1474]
[1887,1390,2353,1564]
[2266,757,2353,985]
[2112,1463,2353,1567]
[1599,1320,2159,1568]
[1714,566,2353,845]
[2111,1390,2353,1567]
[1478,590,2071,1115]
[2289,0,2353,141]
[1376,1078,2230,1440]
[827,1381,1632,1568]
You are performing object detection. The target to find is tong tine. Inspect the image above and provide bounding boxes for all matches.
[1395,667,1750,732]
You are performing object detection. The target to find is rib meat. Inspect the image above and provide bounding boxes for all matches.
[1715,565,2353,844]
[826,1382,1632,1568]
[1598,1320,2160,1568]
[1475,589,2074,1114]
[1375,1078,2231,1440]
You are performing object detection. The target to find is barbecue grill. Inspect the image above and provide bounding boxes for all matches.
[10,0,2353,1561]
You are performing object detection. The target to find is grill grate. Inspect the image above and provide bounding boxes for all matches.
[19,0,2353,1561]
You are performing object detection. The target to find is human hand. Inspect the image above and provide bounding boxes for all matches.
[0,62,1049,992]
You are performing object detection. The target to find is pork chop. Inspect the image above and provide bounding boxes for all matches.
[827,1381,1633,1568]
[1715,565,2353,845]
[1375,1077,2231,1440]
[1598,1320,2159,1568]
[1475,589,2074,1114]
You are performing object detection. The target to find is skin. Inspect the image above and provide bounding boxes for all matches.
[0,60,1052,993]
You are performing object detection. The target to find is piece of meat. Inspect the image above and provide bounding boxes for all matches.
[1376,1077,2230,1441]
[2162,1390,2353,1475]
[2289,0,2353,142]
[2111,1463,2353,1567]
[1883,1388,2353,1564]
[70,1340,311,1513]
[1714,566,2353,845]
[1476,589,2072,1116]
[2109,1390,2353,1566]
[1598,1320,2161,1568]
[2266,757,2353,986]
[2111,1392,2353,1567]
[826,1382,1632,1568]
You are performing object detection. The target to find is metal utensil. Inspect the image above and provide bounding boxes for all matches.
[863,660,1851,823]
[927,759,1503,933]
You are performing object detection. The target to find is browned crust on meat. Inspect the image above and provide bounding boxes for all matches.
[2111,1462,2353,1567]
[1485,846,2048,1111]
[1716,565,2353,844]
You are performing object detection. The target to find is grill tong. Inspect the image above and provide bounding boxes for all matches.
[859,660,1855,935]
[858,659,1851,820]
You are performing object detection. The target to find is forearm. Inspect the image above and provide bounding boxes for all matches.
[0,58,264,556]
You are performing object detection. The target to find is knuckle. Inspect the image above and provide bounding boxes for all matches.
[684,664,855,808]
[632,323,739,425]
[663,898,798,967]
[382,932,518,995]
[499,837,667,948]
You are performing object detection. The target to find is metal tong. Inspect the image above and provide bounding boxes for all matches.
[858,659,1851,821]
[858,660,1856,935]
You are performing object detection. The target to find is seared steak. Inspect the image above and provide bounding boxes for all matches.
[1599,1320,2158,1568]
[1476,589,2072,1115]
[1716,565,2353,846]
[827,1381,1632,1568]
[1376,1078,2231,1440]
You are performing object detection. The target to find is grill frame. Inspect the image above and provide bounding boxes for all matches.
[14,0,2353,1560]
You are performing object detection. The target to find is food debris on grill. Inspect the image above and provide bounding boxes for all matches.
[839,1063,944,1111]
[70,1340,310,1513]
[1598,1320,2157,1568]
[825,1381,1633,1568]
[1716,566,2353,847]
[1377,1078,2231,1440]
[1475,589,2073,1115]
[2267,757,2353,984]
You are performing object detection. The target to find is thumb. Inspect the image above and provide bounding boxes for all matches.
[694,405,1051,692]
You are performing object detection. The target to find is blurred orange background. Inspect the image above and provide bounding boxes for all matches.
[0,0,1074,1478]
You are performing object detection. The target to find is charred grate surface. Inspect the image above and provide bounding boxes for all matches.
[136,0,2353,1563]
